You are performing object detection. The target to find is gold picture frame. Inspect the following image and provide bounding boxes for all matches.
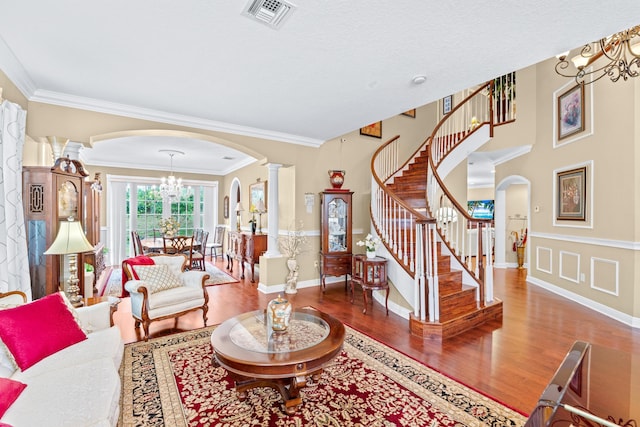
[401,109,416,118]
[249,180,267,213]
[556,167,586,221]
[360,121,382,138]
[557,84,585,140]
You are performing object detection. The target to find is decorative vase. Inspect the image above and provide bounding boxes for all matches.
[267,294,292,332]
[251,221,257,234]
[328,170,346,189]
[366,250,376,259]
[285,258,299,294]
[516,246,525,269]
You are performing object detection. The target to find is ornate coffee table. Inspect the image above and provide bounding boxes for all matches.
[211,307,345,414]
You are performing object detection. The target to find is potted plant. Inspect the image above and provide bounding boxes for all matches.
[357,233,381,259]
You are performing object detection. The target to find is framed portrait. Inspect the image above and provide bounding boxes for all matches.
[557,167,586,221]
[223,195,229,219]
[557,84,585,140]
[249,180,267,213]
[360,121,382,138]
[443,95,453,115]
[401,109,416,118]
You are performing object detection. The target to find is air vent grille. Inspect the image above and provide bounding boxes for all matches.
[243,0,295,29]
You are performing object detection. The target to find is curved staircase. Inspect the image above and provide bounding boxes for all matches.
[370,74,516,339]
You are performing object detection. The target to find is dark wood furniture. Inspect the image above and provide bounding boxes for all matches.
[351,254,389,315]
[82,178,105,291]
[525,341,639,427]
[210,308,345,414]
[319,190,353,293]
[226,231,267,282]
[22,158,98,299]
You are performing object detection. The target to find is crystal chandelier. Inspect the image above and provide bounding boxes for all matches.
[555,25,640,85]
[158,150,184,200]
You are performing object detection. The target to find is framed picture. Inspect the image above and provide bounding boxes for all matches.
[223,195,229,219]
[557,84,585,140]
[249,180,267,213]
[443,95,453,115]
[360,121,382,138]
[401,109,416,118]
[557,167,586,221]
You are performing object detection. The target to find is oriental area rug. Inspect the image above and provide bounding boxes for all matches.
[118,325,526,426]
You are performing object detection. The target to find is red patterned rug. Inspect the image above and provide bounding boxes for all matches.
[119,324,526,426]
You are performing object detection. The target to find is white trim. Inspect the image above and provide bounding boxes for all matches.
[29,89,324,147]
[552,80,594,148]
[530,231,640,250]
[527,276,639,329]
[558,250,580,284]
[590,257,619,297]
[552,160,594,229]
[0,37,37,97]
[536,246,553,274]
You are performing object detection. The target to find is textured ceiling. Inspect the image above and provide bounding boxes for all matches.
[1,1,639,175]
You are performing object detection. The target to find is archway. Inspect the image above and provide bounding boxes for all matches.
[494,175,530,269]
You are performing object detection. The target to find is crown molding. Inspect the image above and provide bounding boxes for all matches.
[27,88,325,148]
[0,36,37,97]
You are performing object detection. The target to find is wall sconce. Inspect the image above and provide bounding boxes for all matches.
[304,193,315,213]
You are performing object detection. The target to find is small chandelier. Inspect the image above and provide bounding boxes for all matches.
[555,25,640,85]
[158,150,184,200]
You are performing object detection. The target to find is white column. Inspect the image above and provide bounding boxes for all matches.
[264,163,282,257]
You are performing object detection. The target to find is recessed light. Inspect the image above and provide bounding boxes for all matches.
[412,75,427,85]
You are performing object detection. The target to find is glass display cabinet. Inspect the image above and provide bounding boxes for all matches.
[319,190,353,293]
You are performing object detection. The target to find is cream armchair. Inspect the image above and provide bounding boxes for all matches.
[123,254,210,341]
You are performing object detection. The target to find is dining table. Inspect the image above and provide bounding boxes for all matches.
[140,237,201,254]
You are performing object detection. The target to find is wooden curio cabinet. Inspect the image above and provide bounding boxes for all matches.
[23,158,100,299]
[319,190,353,292]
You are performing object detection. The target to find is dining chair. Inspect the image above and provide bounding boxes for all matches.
[190,230,209,271]
[163,235,194,261]
[207,225,225,261]
[132,231,144,256]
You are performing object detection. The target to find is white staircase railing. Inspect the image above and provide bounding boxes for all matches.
[371,73,516,322]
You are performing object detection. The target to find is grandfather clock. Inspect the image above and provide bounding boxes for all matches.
[23,157,90,299]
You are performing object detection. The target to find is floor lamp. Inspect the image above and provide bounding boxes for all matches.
[44,217,95,307]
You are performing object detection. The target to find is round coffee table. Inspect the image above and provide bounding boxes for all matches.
[211,308,345,414]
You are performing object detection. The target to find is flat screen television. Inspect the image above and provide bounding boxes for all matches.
[467,200,494,219]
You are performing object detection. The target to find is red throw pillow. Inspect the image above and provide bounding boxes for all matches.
[0,293,87,371]
[0,377,26,418]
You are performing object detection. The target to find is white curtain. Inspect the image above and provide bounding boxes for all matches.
[0,99,31,298]
[107,179,128,266]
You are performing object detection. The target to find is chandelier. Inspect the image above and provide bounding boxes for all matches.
[158,150,184,200]
[555,25,640,85]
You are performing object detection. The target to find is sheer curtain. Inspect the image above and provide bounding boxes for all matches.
[0,98,31,298]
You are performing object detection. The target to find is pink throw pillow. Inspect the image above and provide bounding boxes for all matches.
[0,377,26,418]
[0,293,87,371]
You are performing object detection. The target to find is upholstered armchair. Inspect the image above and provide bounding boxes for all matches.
[123,254,210,340]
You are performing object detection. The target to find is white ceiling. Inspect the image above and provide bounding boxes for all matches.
[1,1,639,176]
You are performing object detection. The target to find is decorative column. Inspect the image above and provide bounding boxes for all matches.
[264,163,282,257]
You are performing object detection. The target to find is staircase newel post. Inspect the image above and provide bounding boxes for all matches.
[477,222,485,308]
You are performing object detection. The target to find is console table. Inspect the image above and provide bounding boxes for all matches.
[350,255,389,315]
[226,231,267,282]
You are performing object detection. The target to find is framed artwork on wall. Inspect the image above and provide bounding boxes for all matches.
[223,195,229,219]
[249,179,267,213]
[557,84,585,140]
[443,95,453,115]
[401,109,416,118]
[360,121,382,138]
[556,167,586,221]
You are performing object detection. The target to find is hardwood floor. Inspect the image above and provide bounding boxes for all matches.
[112,259,640,416]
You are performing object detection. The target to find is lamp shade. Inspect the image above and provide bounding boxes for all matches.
[256,199,266,212]
[44,219,95,255]
[235,202,245,212]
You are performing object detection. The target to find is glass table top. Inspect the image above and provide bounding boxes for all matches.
[229,310,330,354]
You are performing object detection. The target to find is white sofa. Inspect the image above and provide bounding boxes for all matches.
[0,293,123,427]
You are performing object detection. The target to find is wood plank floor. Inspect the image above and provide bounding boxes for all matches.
[112,259,640,416]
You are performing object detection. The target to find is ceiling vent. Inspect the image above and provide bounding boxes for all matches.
[243,0,295,29]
